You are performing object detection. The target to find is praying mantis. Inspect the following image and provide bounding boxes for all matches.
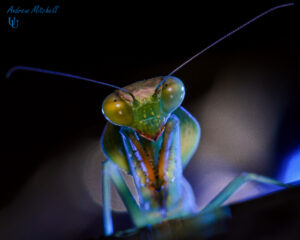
[6,3,295,239]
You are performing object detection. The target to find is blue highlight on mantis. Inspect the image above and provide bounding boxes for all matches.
[6,3,295,238]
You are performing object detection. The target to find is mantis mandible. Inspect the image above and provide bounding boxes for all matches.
[6,3,295,238]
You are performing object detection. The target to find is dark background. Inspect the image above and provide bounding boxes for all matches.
[0,1,299,239]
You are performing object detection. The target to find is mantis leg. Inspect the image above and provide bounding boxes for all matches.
[102,160,113,236]
[120,128,155,212]
[158,115,197,217]
[102,160,146,236]
[201,172,293,212]
[158,115,183,206]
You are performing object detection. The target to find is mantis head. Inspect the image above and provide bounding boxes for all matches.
[102,76,185,141]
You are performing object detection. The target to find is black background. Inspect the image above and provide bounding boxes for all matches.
[0,0,299,239]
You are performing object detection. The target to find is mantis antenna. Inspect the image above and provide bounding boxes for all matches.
[167,3,294,77]
[6,66,137,102]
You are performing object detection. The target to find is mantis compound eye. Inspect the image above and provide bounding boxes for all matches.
[102,93,134,126]
[161,77,185,113]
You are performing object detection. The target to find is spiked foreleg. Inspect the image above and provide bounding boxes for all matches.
[120,127,154,210]
[158,115,183,207]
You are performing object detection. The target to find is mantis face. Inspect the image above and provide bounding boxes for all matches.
[102,76,185,141]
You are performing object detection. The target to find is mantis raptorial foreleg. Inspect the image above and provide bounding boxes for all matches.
[158,115,183,207]
[120,128,156,211]
[120,115,184,208]
[201,172,293,212]
[103,118,185,235]
[120,115,196,219]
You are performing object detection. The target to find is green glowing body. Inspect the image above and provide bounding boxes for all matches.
[101,76,200,235]
[100,76,292,237]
